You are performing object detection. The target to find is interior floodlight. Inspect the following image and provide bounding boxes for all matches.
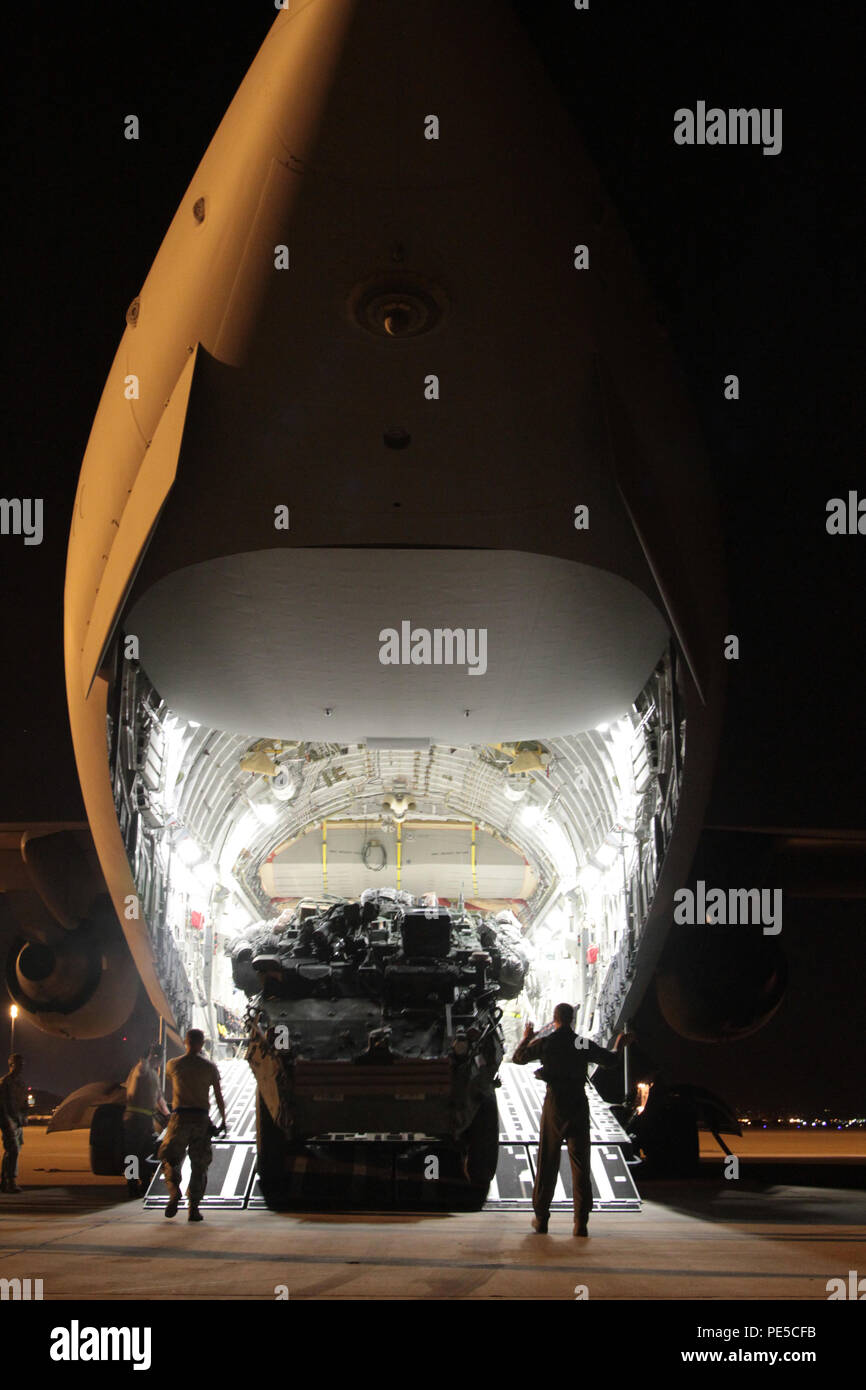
[503,778,529,802]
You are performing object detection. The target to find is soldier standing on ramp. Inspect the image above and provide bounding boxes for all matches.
[512,1004,632,1236]
[159,1029,227,1222]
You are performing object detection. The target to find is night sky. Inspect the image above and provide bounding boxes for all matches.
[1,3,862,1108]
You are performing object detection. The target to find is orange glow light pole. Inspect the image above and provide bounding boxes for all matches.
[9,1004,19,1054]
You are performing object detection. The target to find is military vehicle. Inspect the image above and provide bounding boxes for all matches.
[231,890,529,1207]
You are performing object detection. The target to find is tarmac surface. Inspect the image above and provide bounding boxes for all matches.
[0,1129,864,1300]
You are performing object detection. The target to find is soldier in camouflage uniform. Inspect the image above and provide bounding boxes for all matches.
[159,1030,226,1222]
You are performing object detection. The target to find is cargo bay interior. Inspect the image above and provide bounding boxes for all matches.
[110,641,683,1062]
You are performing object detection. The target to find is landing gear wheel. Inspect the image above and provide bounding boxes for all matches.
[89,1103,125,1176]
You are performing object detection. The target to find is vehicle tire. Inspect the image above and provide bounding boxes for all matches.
[255,1089,289,1200]
[463,1091,500,1198]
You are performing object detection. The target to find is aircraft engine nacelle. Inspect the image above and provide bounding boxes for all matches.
[655,923,787,1042]
[1,830,141,1040]
[5,896,139,1040]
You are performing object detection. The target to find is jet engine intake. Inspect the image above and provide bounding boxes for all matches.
[5,896,139,1040]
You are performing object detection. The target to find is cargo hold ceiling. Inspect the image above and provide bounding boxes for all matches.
[128,548,668,745]
[156,723,635,914]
